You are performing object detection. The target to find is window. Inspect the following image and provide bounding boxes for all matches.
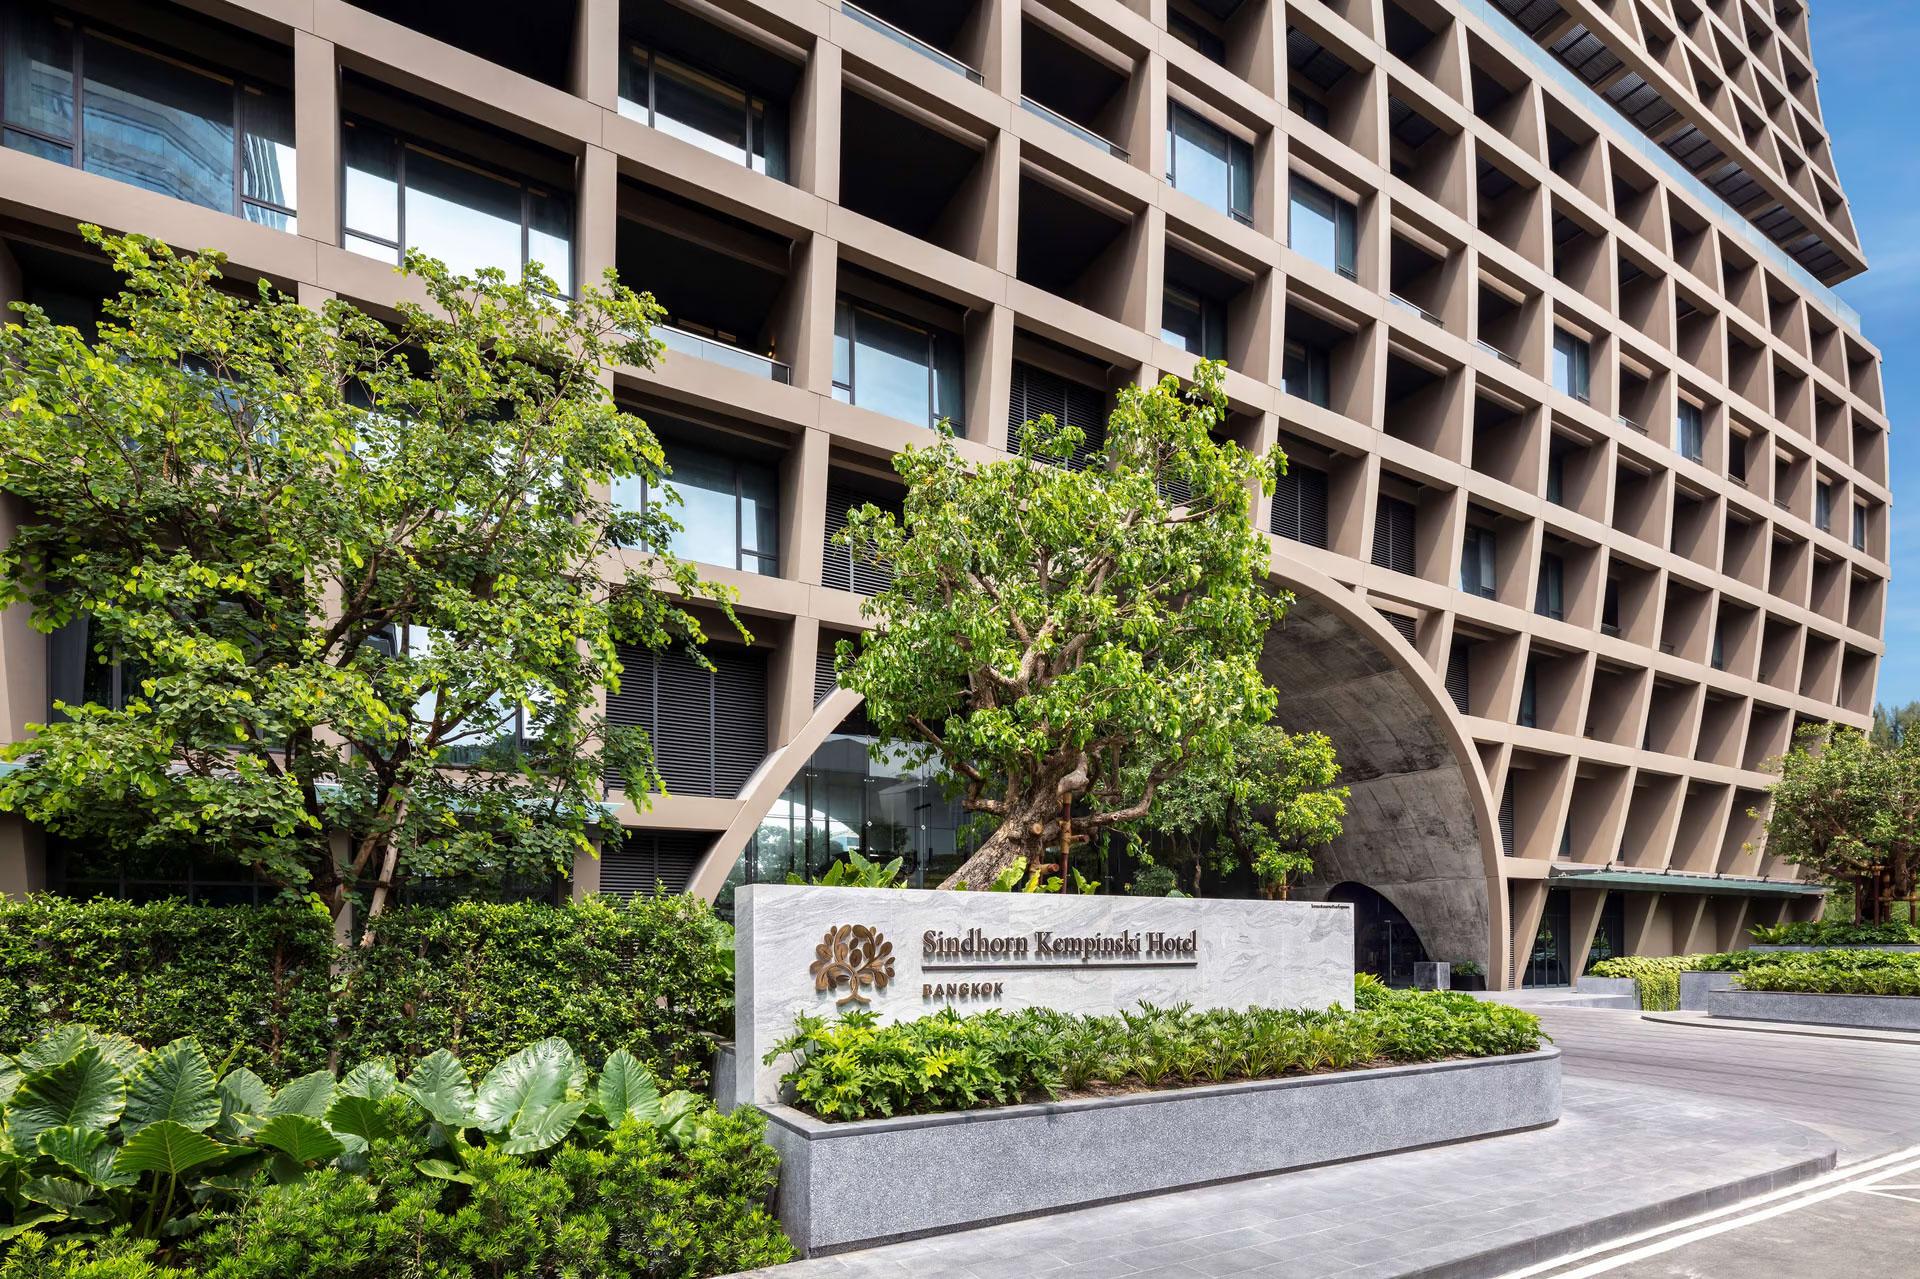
[618,45,786,179]
[606,642,766,796]
[343,120,573,290]
[1282,339,1330,407]
[1601,578,1621,636]
[1161,283,1226,359]
[611,435,779,574]
[1,5,295,227]
[1814,480,1834,532]
[1167,10,1225,64]
[1518,662,1538,728]
[1535,554,1565,620]
[1271,460,1330,548]
[1551,329,1590,402]
[392,626,541,767]
[832,300,964,430]
[1460,526,1497,598]
[1729,431,1749,481]
[1546,449,1566,505]
[1853,503,1868,550]
[1288,89,1330,130]
[1710,624,1724,669]
[1676,401,1703,463]
[1009,361,1106,469]
[1288,176,1357,279]
[1372,494,1416,574]
[1166,103,1252,224]
[1446,640,1470,714]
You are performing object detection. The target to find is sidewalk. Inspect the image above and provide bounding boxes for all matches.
[729,1076,1834,1279]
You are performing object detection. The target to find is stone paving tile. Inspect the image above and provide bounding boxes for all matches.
[729,1075,1835,1279]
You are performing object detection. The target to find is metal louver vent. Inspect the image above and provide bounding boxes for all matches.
[1373,496,1416,574]
[605,644,767,797]
[1271,462,1330,549]
[823,484,897,595]
[1009,361,1106,470]
[1447,641,1471,715]
[1499,783,1517,855]
[600,830,709,898]
[814,644,838,707]
[1384,611,1418,648]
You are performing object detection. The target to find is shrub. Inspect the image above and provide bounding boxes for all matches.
[0,1028,791,1278]
[1749,920,1920,947]
[770,995,1544,1122]
[1735,949,1920,996]
[1584,952,1775,1010]
[0,896,733,1085]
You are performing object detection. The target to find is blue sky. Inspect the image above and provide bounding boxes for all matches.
[1813,1,1920,707]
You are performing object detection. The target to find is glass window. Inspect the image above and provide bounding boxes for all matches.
[342,122,399,250]
[1853,503,1868,550]
[1518,663,1537,728]
[832,301,961,430]
[1288,176,1356,278]
[1676,401,1703,462]
[1282,339,1329,407]
[612,437,779,575]
[1161,283,1225,359]
[1535,554,1564,619]
[1814,480,1833,531]
[1460,526,1496,598]
[1546,450,1566,505]
[2,12,295,226]
[404,148,525,281]
[1167,104,1251,224]
[618,45,785,180]
[1551,329,1590,401]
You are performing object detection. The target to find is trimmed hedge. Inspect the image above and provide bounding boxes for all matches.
[1749,920,1920,947]
[1585,951,1767,1011]
[0,895,732,1084]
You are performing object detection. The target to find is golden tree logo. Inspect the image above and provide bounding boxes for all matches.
[809,924,896,1007]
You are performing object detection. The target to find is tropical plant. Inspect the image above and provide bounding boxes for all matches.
[787,849,908,889]
[833,362,1288,891]
[1126,864,1184,897]
[1733,949,1920,996]
[0,1026,705,1245]
[1759,723,1920,924]
[769,994,1544,1122]
[0,229,740,941]
[1749,920,1920,947]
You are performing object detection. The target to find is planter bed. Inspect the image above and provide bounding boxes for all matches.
[760,1047,1561,1255]
[1750,944,1920,953]
[1680,970,1738,1010]
[1708,989,1920,1031]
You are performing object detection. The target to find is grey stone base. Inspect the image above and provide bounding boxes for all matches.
[1679,970,1737,1010]
[1575,975,1642,1005]
[761,1048,1562,1256]
[1709,988,1920,1031]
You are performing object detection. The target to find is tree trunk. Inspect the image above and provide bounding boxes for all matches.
[939,808,1048,889]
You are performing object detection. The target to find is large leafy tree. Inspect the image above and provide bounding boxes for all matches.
[1133,724,1348,898]
[1761,723,1920,922]
[836,362,1287,890]
[0,229,734,938]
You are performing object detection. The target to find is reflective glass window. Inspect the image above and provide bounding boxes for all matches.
[80,36,233,212]
[833,302,959,430]
[1,4,72,149]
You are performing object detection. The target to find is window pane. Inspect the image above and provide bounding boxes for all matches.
[3,126,69,163]
[850,308,932,427]
[616,47,648,122]
[343,124,398,243]
[528,189,573,293]
[404,146,524,280]
[2,6,72,141]
[81,37,235,212]
[239,86,296,210]
[1290,182,1337,270]
[653,58,749,163]
[1170,108,1231,215]
[832,301,852,393]
[242,202,293,233]
[1161,288,1204,352]
[1229,137,1252,221]
[740,460,779,573]
[345,232,399,263]
[661,444,740,568]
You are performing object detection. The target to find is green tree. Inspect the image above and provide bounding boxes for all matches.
[1136,724,1349,898]
[0,229,735,939]
[1870,701,1920,749]
[1761,722,1920,923]
[835,362,1287,890]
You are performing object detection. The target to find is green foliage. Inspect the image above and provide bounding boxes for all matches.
[1584,952,1772,1010]
[0,229,739,939]
[1125,864,1184,897]
[1,1031,788,1278]
[786,849,907,889]
[1450,960,1484,978]
[1870,701,1920,750]
[1749,920,1920,946]
[0,896,732,1086]
[769,995,1544,1122]
[1760,723,1920,922]
[1734,949,1920,996]
[1134,724,1348,897]
[835,362,1289,891]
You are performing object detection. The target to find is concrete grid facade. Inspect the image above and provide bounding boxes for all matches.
[0,0,1891,986]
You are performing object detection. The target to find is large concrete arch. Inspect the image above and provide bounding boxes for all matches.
[685,556,1510,984]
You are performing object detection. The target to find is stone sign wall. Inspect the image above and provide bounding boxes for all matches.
[733,884,1354,1105]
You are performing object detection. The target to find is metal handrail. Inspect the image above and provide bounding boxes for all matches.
[656,324,791,383]
[1617,413,1646,434]
[1389,293,1441,325]
[842,2,983,84]
[1021,97,1127,159]
[1476,338,1523,368]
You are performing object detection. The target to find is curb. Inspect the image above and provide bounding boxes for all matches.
[1640,1010,1920,1046]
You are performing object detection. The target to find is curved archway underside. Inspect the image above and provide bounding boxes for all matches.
[1260,594,1497,972]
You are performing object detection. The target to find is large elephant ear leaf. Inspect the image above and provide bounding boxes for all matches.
[265,1071,335,1120]
[251,1114,345,1167]
[324,1094,393,1150]
[113,1121,229,1179]
[14,1027,144,1076]
[472,1040,575,1135]
[496,1100,587,1156]
[340,1059,398,1101]
[37,1126,135,1190]
[6,1048,126,1153]
[399,1051,475,1128]
[594,1049,662,1126]
[21,1175,111,1223]
[0,1060,20,1112]
[125,1039,220,1137]
[215,1068,272,1140]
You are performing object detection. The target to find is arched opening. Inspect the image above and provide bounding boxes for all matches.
[1326,882,1429,985]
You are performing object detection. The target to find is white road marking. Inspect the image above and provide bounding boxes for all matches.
[1501,1144,1920,1277]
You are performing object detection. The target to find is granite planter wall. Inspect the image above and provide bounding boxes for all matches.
[1708,989,1920,1031]
[761,1047,1562,1255]
[1679,971,1737,1010]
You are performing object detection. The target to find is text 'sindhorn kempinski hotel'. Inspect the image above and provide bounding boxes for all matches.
[0,0,1890,987]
